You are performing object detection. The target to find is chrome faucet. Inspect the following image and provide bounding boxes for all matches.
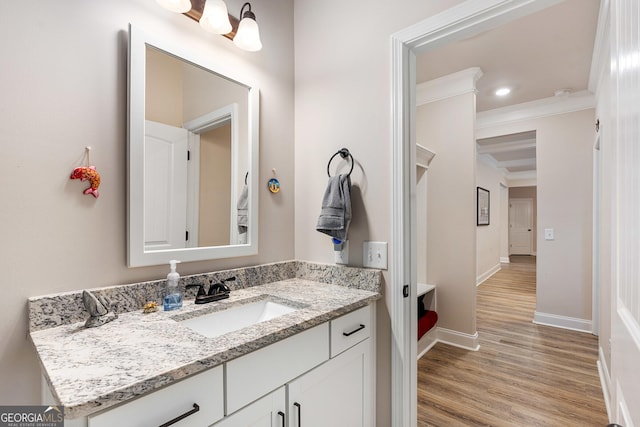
[186,277,235,304]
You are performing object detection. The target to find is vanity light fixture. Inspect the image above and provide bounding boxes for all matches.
[159,0,263,52]
[199,0,232,34]
[156,0,192,13]
[233,2,263,52]
[495,87,511,96]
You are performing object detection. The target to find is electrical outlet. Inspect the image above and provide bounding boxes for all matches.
[363,241,388,269]
[334,241,349,265]
[544,228,554,240]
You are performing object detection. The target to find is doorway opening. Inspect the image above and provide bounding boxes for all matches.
[391,0,599,424]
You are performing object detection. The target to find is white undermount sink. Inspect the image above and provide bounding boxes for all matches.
[180,299,298,338]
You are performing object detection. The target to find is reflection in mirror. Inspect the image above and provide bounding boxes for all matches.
[128,24,259,267]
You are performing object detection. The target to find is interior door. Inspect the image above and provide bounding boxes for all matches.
[611,1,640,424]
[509,198,533,255]
[144,120,188,251]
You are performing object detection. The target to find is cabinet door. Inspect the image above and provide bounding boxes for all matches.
[213,387,285,427]
[287,340,371,427]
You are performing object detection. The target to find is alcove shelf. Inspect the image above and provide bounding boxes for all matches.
[417,283,437,359]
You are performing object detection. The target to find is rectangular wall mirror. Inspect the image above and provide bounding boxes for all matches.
[128,24,259,267]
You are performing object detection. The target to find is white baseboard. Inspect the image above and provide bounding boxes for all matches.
[532,251,537,256]
[533,311,592,333]
[476,263,501,286]
[417,328,438,359]
[436,327,480,351]
[597,346,612,423]
[500,257,510,264]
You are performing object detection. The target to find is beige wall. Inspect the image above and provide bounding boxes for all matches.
[509,186,538,253]
[419,93,477,335]
[476,159,506,281]
[199,125,232,246]
[476,109,594,322]
[293,1,464,423]
[146,48,183,126]
[0,0,294,404]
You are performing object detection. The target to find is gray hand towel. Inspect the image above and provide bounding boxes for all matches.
[316,174,352,242]
[237,184,248,233]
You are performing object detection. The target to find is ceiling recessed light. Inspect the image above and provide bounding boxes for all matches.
[495,87,511,96]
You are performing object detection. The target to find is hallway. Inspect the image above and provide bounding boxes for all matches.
[417,257,608,426]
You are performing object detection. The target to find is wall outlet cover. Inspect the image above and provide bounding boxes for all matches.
[334,241,349,265]
[544,228,554,240]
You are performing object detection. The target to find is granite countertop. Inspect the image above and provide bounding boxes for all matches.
[30,275,381,419]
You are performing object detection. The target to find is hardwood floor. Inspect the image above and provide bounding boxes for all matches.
[417,256,608,426]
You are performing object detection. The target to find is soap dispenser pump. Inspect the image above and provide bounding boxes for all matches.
[164,260,183,311]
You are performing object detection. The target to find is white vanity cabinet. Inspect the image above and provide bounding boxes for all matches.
[287,305,372,427]
[220,305,373,427]
[61,304,375,427]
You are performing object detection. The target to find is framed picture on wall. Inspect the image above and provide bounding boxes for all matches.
[477,187,490,226]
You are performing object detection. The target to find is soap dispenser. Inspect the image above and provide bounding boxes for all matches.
[164,260,183,311]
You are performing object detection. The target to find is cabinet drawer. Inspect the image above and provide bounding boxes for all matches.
[226,323,329,414]
[88,365,223,427]
[330,305,371,357]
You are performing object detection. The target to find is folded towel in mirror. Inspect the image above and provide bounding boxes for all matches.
[237,184,248,234]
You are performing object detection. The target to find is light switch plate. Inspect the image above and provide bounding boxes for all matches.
[363,241,388,269]
[544,228,554,240]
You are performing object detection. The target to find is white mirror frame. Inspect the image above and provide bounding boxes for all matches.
[127,24,259,267]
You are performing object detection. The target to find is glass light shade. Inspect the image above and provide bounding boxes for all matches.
[156,0,192,13]
[200,0,232,34]
[234,17,262,51]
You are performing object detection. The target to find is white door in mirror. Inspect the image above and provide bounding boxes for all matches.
[144,121,188,251]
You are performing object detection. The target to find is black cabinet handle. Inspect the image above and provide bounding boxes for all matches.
[294,402,301,426]
[277,410,285,427]
[343,324,365,337]
[158,403,199,427]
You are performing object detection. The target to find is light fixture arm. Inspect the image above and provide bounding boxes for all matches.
[239,2,256,21]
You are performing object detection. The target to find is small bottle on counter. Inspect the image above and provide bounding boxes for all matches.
[164,260,183,311]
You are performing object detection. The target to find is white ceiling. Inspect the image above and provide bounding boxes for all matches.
[415,0,600,180]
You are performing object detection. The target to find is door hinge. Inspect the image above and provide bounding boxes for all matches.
[186,231,189,241]
[187,150,191,161]
[403,284,409,298]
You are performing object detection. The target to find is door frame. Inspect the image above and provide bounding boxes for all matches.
[389,0,562,424]
[509,197,534,256]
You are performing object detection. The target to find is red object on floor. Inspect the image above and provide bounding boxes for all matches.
[418,311,438,340]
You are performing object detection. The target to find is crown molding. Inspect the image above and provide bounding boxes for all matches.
[477,153,536,181]
[416,67,483,106]
[476,90,595,130]
[416,144,436,169]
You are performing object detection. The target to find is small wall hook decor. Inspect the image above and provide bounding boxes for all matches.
[268,168,280,193]
[70,146,101,198]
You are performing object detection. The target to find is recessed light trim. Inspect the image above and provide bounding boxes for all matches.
[495,87,511,96]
